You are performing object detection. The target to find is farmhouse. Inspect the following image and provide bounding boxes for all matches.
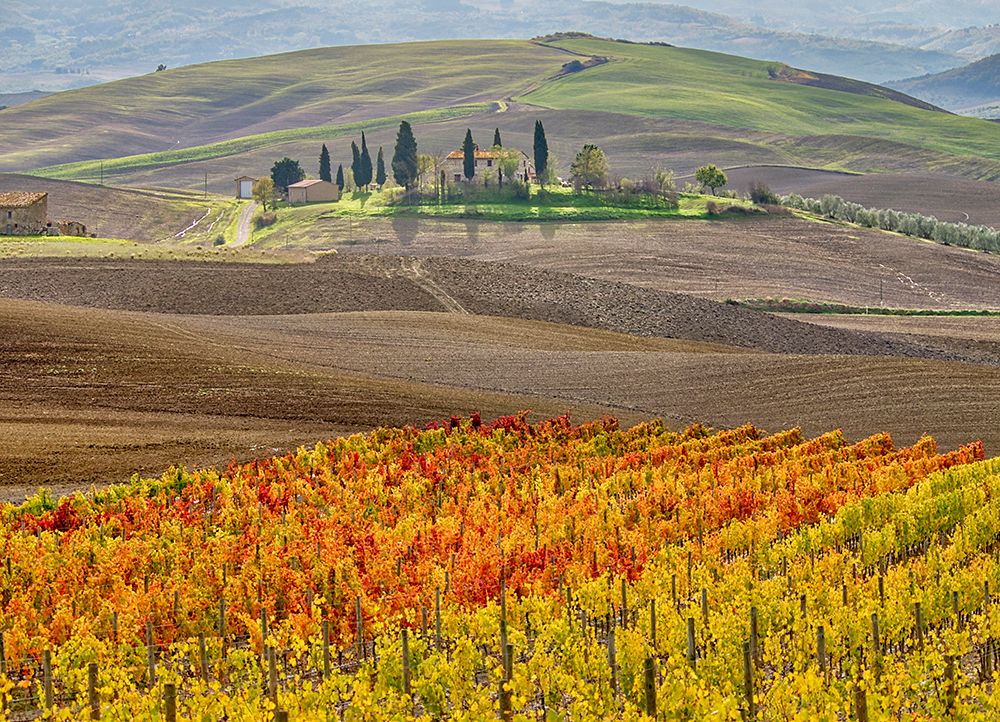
[287,179,340,204]
[235,176,255,199]
[442,149,535,184]
[0,192,48,235]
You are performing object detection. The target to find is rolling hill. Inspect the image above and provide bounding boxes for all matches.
[890,54,1000,118]
[4,37,1000,191]
[1,0,967,94]
[0,41,570,171]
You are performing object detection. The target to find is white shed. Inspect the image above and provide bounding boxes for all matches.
[235,176,255,199]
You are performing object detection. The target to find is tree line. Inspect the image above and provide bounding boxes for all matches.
[253,118,729,209]
[782,193,1000,254]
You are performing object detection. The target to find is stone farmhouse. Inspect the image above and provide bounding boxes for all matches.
[0,192,89,237]
[0,192,48,235]
[441,149,535,184]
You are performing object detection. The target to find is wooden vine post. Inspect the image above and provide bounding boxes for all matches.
[644,657,657,717]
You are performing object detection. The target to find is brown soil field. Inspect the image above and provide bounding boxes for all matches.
[725,167,1000,227]
[257,215,1000,311]
[0,254,995,364]
[0,298,624,499]
[0,173,223,241]
[5,294,999,501]
[780,314,1000,343]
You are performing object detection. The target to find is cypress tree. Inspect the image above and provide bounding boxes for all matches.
[359,132,373,190]
[392,120,419,190]
[336,164,345,192]
[462,129,476,181]
[319,144,332,183]
[493,128,502,148]
[350,141,361,188]
[376,147,387,189]
[533,120,549,185]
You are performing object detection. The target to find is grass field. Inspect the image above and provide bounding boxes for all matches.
[31,104,494,185]
[0,41,569,172]
[250,188,753,246]
[4,38,1000,189]
[524,38,1000,177]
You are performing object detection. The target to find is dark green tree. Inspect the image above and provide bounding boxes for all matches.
[359,132,373,190]
[376,146,387,189]
[391,120,419,190]
[270,157,305,194]
[350,141,361,188]
[335,164,345,192]
[533,120,549,185]
[462,129,476,181]
[493,127,502,148]
[319,144,332,183]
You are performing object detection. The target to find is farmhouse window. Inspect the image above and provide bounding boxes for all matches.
[487,160,493,167]
[454,174,461,182]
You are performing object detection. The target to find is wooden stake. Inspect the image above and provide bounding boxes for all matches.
[356,595,364,659]
[323,620,331,679]
[199,632,209,684]
[43,649,53,709]
[817,626,826,672]
[268,647,278,702]
[435,587,442,651]
[650,599,657,650]
[608,625,619,697]
[402,628,411,695]
[164,683,177,722]
[644,657,657,717]
[687,617,697,667]
[88,662,100,720]
[743,641,755,719]
[146,620,156,688]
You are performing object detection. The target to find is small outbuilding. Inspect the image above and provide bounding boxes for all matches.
[287,179,340,204]
[235,176,255,200]
[0,192,48,235]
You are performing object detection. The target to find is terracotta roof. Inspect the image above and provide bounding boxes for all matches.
[0,192,47,208]
[288,179,330,188]
[446,149,505,160]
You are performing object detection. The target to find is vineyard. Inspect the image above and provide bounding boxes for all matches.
[3,414,1000,720]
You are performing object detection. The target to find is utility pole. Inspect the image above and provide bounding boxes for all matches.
[880,278,884,307]
[100,161,104,186]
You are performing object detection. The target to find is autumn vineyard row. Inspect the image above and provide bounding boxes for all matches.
[2,414,1000,719]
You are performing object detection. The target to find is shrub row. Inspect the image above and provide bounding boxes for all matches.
[782,193,1000,254]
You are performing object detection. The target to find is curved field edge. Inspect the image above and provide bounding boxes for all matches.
[28,104,496,182]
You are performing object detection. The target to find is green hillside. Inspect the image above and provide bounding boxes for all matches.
[6,37,1000,186]
[0,40,570,172]
[523,38,1000,170]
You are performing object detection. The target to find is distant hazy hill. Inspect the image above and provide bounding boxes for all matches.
[0,0,966,93]
[916,25,1000,61]
[627,0,999,39]
[891,54,1000,117]
[0,91,49,109]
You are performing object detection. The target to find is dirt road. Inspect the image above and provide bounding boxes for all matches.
[233,201,258,247]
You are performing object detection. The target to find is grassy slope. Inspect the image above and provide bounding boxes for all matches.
[523,38,1000,174]
[0,40,570,171]
[10,37,1000,188]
